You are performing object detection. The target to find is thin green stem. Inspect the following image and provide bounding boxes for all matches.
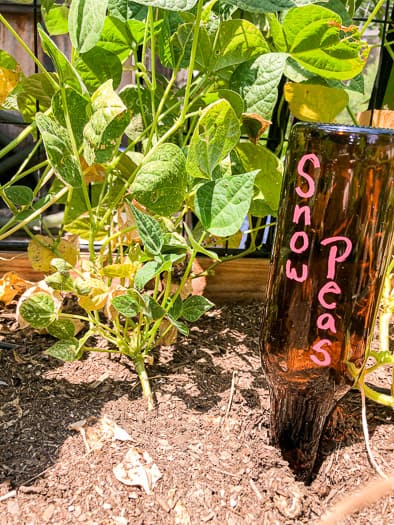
[0,186,68,240]
[359,0,386,36]
[180,0,204,122]
[148,7,157,134]
[346,105,359,125]
[0,123,36,161]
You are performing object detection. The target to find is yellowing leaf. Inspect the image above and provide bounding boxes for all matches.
[0,272,32,305]
[284,82,349,122]
[80,156,106,183]
[27,235,79,272]
[101,263,139,279]
[78,290,109,311]
[0,66,20,104]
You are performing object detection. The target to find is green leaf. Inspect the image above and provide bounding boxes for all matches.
[83,80,129,164]
[169,23,211,70]
[38,25,86,93]
[36,113,82,188]
[194,172,257,237]
[17,73,56,119]
[131,143,187,216]
[284,82,349,122]
[168,295,183,320]
[96,16,132,61]
[283,5,369,80]
[225,0,295,12]
[47,319,76,339]
[130,205,164,255]
[45,338,82,362]
[186,99,241,179]
[134,260,162,290]
[131,0,198,11]
[199,89,244,118]
[49,258,73,272]
[233,143,283,217]
[43,5,69,35]
[4,186,33,206]
[231,53,287,120]
[210,19,269,72]
[0,49,18,71]
[108,0,147,21]
[45,271,75,292]
[111,293,140,317]
[69,0,109,54]
[182,295,214,322]
[143,295,165,320]
[19,292,56,329]
[52,88,89,149]
[266,14,287,52]
[183,223,220,260]
[167,316,189,336]
[75,47,123,92]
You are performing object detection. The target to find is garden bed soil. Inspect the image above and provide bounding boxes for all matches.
[0,302,393,525]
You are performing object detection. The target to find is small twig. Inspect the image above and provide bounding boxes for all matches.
[223,371,237,421]
[318,474,394,525]
[249,478,265,502]
[360,386,388,479]
[0,490,16,502]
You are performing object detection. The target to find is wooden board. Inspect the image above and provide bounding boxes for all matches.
[192,257,270,303]
[0,252,270,303]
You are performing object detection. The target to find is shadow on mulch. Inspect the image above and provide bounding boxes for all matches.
[0,301,392,493]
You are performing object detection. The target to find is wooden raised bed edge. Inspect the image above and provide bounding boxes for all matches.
[0,251,270,304]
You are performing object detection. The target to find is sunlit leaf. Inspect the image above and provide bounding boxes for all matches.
[83,80,129,164]
[19,292,56,329]
[182,295,214,322]
[283,5,369,80]
[27,235,79,272]
[210,19,269,72]
[69,0,109,53]
[45,338,82,361]
[284,81,349,121]
[131,143,187,216]
[194,172,257,237]
[186,99,240,179]
[47,319,76,339]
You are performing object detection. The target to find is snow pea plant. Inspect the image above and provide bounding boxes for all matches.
[0,0,369,408]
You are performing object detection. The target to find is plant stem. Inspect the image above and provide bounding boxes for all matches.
[0,123,36,161]
[134,356,155,410]
[359,0,386,36]
[180,0,204,123]
[0,186,68,240]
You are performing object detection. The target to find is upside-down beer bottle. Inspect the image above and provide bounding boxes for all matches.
[260,122,394,480]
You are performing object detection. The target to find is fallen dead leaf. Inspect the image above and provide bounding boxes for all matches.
[113,447,162,495]
[69,416,133,452]
[0,272,32,305]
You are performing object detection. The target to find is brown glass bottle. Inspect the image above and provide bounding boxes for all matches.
[260,122,394,480]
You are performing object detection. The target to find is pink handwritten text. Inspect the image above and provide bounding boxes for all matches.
[285,153,352,367]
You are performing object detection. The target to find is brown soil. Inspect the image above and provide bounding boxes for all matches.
[0,302,393,525]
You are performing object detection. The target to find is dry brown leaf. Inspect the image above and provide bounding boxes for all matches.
[113,447,162,494]
[69,416,133,452]
[0,272,32,305]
